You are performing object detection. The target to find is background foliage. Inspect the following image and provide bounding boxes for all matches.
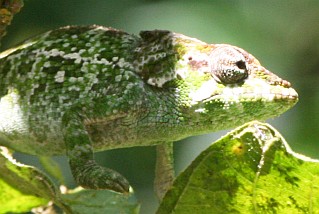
[2,0,318,213]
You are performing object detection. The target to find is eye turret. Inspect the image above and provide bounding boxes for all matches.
[210,46,249,84]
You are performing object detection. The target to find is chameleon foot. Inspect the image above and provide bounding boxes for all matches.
[63,111,130,193]
[70,160,130,193]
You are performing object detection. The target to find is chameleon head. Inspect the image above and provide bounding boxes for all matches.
[179,43,298,129]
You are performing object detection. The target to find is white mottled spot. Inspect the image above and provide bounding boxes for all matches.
[71,35,78,39]
[43,61,51,68]
[147,75,175,88]
[93,78,99,84]
[64,52,81,59]
[94,41,101,47]
[126,83,134,90]
[49,49,65,57]
[88,47,95,53]
[69,77,77,83]
[68,85,81,91]
[115,75,122,82]
[79,49,86,54]
[112,57,118,62]
[117,58,126,68]
[194,108,206,113]
[63,43,70,47]
[80,64,89,73]
[75,58,82,64]
[54,71,65,83]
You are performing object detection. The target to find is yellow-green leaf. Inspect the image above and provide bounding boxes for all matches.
[158,121,319,214]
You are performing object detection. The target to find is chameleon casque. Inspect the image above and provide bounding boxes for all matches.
[0,25,298,198]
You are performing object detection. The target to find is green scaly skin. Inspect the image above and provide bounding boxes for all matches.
[0,25,298,194]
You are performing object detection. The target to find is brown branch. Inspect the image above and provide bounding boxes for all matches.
[0,0,24,45]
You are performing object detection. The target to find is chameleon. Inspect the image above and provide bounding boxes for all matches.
[0,25,298,199]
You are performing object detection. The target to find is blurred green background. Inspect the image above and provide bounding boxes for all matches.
[2,0,318,213]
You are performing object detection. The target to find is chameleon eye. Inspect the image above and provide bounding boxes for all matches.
[235,60,247,70]
[210,47,249,84]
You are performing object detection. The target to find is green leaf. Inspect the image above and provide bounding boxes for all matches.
[0,147,53,213]
[0,147,140,213]
[0,179,48,213]
[61,187,140,214]
[158,121,319,214]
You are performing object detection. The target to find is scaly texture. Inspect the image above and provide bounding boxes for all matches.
[0,25,298,193]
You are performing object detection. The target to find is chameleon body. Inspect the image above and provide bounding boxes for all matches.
[0,25,298,194]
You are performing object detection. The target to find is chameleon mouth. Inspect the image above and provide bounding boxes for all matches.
[191,86,298,123]
[190,77,298,105]
[204,87,298,103]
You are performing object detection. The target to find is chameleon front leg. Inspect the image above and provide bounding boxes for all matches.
[62,111,130,193]
[154,142,175,200]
